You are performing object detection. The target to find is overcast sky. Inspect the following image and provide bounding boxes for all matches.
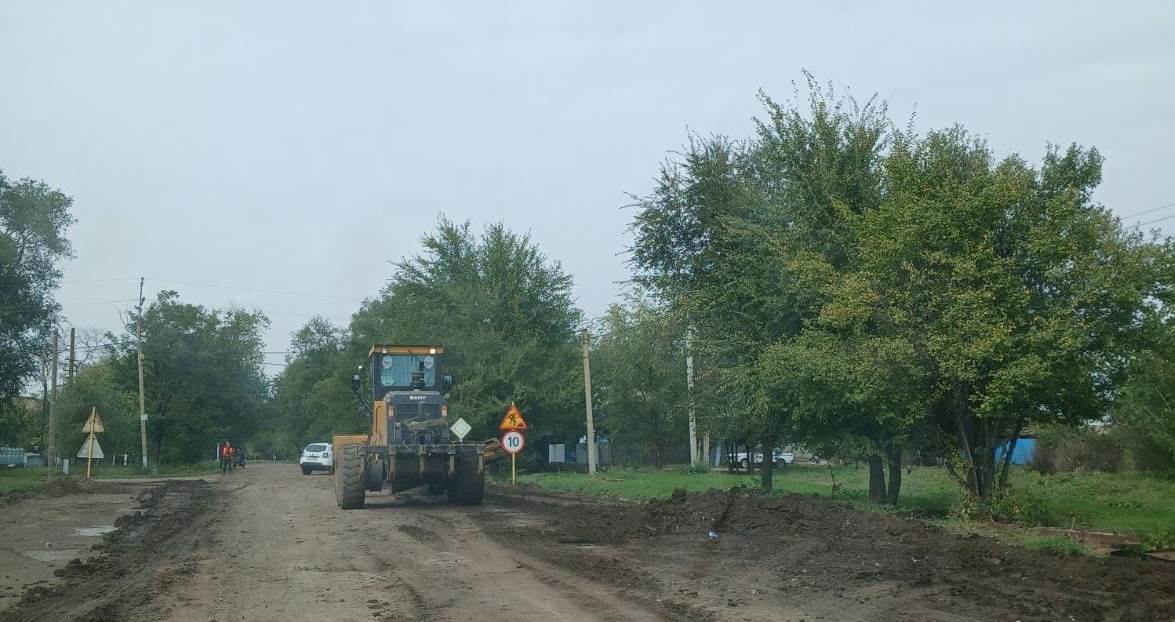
[2,1,1174,369]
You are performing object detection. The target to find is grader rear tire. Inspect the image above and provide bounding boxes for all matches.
[335,444,366,509]
[449,457,484,506]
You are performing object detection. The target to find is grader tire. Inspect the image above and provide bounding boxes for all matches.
[449,458,484,506]
[335,444,366,510]
[364,459,384,492]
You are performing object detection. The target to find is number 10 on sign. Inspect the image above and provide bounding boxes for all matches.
[502,431,525,486]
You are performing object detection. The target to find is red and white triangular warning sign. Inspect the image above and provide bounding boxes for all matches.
[498,402,528,431]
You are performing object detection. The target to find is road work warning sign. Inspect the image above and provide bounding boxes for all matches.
[498,402,528,431]
[82,410,105,433]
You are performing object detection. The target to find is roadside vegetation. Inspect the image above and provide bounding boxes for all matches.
[0,462,221,494]
[511,465,1175,551]
[0,468,47,493]
[3,74,1175,544]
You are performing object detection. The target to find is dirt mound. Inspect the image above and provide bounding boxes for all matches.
[0,478,131,504]
[485,485,1175,621]
[0,479,214,622]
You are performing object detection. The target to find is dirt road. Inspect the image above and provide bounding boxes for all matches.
[4,462,1174,621]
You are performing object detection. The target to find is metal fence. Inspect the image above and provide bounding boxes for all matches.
[1,447,37,467]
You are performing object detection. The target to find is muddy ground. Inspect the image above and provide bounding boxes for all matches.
[1,462,1172,621]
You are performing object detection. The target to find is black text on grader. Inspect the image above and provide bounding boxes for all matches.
[332,345,502,508]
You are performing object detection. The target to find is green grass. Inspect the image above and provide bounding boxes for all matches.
[0,467,49,493]
[512,465,958,514]
[88,462,221,478]
[1010,471,1175,546]
[0,461,221,494]
[1018,534,1089,557]
[510,465,1175,546]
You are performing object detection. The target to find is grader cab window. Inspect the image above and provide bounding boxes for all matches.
[379,354,437,388]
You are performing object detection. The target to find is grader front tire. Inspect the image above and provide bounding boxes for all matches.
[450,458,485,506]
[335,444,366,510]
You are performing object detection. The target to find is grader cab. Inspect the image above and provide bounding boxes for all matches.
[332,345,501,509]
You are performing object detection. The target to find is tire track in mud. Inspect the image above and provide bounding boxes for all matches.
[366,495,666,622]
[0,479,215,622]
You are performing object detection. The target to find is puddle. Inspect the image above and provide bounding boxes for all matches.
[75,525,117,537]
[22,549,83,562]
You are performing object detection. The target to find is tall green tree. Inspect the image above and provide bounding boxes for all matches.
[1110,252,1175,475]
[349,218,583,442]
[843,132,1158,500]
[258,316,355,456]
[592,297,689,466]
[0,171,74,413]
[109,291,269,463]
[53,359,139,462]
[630,77,890,490]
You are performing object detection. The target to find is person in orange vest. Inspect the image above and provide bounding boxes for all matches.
[221,441,235,474]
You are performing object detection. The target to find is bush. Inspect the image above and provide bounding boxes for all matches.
[1029,425,1125,474]
[1020,535,1088,556]
[1118,427,1175,476]
[950,485,1057,526]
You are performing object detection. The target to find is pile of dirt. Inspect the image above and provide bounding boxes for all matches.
[0,479,214,622]
[486,485,1175,621]
[0,478,131,504]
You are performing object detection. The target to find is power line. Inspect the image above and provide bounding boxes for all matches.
[64,277,140,285]
[1122,201,1175,220]
[0,298,137,312]
[63,298,138,307]
[1138,212,1175,227]
[144,277,366,302]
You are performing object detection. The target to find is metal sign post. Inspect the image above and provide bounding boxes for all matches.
[501,431,525,485]
[86,432,95,478]
[499,403,528,486]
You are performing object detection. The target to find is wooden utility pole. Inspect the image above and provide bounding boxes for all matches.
[136,277,148,469]
[68,327,76,380]
[47,331,58,482]
[686,328,699,469]
[580,329,597,475]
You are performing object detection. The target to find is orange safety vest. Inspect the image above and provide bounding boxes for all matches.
[222,445,233,458]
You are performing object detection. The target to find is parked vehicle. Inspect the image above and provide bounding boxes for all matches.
[300,443,333,475]
[732,448,794,469]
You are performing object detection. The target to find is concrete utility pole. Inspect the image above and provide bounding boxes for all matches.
[68,327,76,381]
[580,328,597,475]
[47,331,58,482]
[686,328,699,469]
[136,277,148,469]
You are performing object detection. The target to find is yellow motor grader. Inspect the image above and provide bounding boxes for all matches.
[332,345,502,508]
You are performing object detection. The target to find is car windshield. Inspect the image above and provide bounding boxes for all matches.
[305,444,328,453]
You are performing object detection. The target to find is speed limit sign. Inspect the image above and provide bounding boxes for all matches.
[502,430,525,454]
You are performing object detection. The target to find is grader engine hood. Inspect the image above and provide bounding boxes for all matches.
[387,391,448,444]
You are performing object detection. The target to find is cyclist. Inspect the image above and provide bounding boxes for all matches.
[220,441,235,474]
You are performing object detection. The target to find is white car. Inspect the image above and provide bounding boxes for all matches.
[300,443,333,475]
[733,449,794,468]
